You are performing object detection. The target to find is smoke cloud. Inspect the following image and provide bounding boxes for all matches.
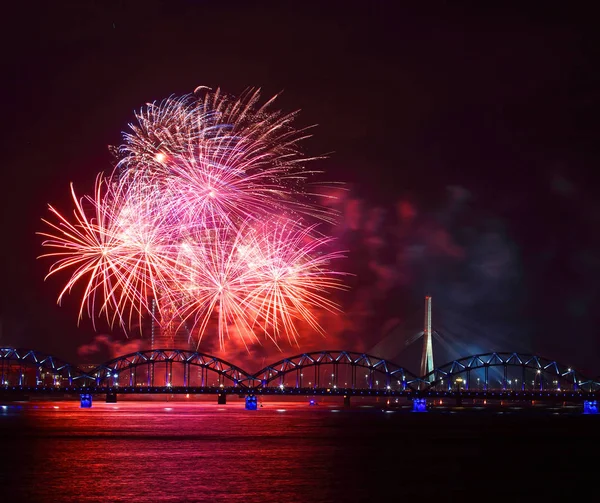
[77,334,144,361]
[299,183,526,369]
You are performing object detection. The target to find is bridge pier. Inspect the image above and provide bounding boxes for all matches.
[217,392,227,405]
[584,400,598,414]
[245,394,257,410]
[80,393,93,408]
[106,392,117,403]
[412,398,428,412]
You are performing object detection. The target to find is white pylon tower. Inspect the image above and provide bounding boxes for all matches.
[420,296,434,379]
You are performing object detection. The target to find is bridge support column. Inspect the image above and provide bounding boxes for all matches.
[245,394,257,410]
[80,394,93,408]
[217,392,227,405]
[343,394,351,407]
[583,400,598,414]
[106,392,117,403]
[412,398,428,412]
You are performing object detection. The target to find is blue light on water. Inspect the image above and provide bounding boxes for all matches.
[412,398,428,413]
[80,394,93,408]
[245,395,258,410]
[584,400,598,415]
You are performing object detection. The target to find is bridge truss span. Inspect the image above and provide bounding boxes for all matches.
[2,347,599,403]
[91,349,257,389]
[422,352,600,393]
[0,348,93,387]
[253,350,423,392]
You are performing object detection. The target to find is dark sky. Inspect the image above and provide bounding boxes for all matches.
[1,1,599,374]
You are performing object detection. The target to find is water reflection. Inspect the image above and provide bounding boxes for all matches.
[0,400,597,502]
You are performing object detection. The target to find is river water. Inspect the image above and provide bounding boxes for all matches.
[0,398,597,502]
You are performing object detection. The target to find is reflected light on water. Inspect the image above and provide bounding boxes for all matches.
[0,400,596,502]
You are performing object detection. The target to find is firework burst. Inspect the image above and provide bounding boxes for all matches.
[39,87,345,350]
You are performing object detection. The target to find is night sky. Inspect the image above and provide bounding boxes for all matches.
[1,2,599,374]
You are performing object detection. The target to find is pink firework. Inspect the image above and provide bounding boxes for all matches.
[39,88,345,350]
[169,221,346,349]
[117,87,336,226]
[241,221,345,345]
[39,176,177,329]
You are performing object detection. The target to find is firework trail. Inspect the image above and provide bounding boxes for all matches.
[39,87,345,349]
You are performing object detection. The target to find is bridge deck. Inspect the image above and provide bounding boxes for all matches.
[1,385,598,402]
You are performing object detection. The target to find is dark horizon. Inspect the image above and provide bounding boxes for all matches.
[1,2,599,375]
